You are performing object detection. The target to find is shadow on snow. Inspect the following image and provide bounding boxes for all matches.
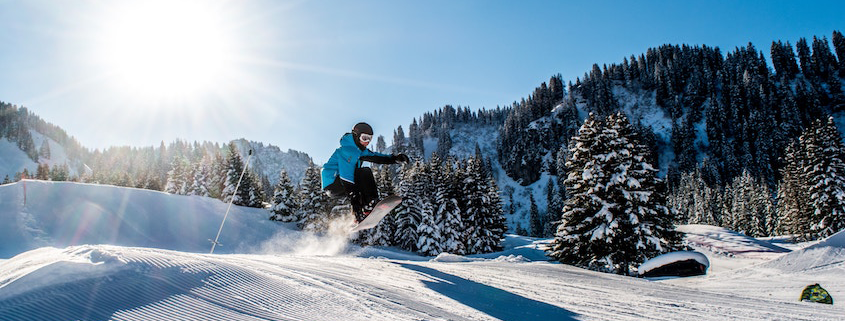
[398,263,578,321]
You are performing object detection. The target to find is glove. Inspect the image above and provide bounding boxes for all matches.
[392,153,410,164]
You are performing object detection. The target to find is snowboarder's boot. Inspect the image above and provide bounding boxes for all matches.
[353,199,378,224]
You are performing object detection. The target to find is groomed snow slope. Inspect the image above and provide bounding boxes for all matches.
[0,181,843,320]
[2,244,842,321]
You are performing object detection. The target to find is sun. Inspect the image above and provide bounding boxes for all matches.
[97,1,236,99]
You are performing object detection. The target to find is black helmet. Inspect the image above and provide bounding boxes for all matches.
[352,122,373,136]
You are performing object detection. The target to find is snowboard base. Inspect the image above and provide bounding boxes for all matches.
[350,195,402,232]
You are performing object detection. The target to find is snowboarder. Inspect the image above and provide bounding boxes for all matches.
[322,122,409,223]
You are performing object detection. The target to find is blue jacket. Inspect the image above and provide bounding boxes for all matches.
[322,133,392,189]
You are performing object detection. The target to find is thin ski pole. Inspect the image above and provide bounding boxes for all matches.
[210,149,253,254]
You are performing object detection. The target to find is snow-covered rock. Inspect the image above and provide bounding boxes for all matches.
[639,251,710,276]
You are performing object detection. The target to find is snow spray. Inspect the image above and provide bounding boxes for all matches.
[254,216,357,256]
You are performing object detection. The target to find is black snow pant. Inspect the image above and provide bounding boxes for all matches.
[324,167,378,217]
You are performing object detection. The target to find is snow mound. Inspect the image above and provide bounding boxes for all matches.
[759,229,845,275]
[639,251,710,275]
[809,229,845,249]
[429,253,529,263]
[0,180,281,258]
[430,253,482,263]
[678,224,789,257]
[491,254,529,263]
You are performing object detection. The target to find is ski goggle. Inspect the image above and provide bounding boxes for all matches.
[359,133,373,143]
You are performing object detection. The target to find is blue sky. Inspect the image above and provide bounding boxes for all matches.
[0,0,843,163]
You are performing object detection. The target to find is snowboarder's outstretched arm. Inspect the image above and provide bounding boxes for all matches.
[360,151,409,165]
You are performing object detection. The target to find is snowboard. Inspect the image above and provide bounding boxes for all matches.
[350,194,402,232]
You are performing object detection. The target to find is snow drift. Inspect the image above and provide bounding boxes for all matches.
[759,229,845,274]
[0,180,281,258]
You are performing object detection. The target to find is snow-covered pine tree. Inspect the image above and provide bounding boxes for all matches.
[548,113,605,267]
[411,160,440,253]
[245,172,265,208]
[725,171,751,234]
[607,113,681,274]
[187,161,210,197]
[269,169,299,222]
[461,152,505,254]
[221,143,262,207]
[208,153,227,199]
[394,161,424,252]
[548,113,681,275]
[165,156,191,195]
[803,117,845,239]
[481,176,506,252]
[298,163,330,232]
[726,169,775,237]
[432,154,465,255]
[415,199,442,256]
[775,141,811,236]
[460,154,488,254]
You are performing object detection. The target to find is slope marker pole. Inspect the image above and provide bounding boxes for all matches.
[210,149,253,254]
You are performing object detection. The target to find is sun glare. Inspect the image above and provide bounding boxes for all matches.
[98,1,236,99]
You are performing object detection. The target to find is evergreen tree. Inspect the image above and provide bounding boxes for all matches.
[548,113,681,275]
[796,38,813,78]
[461,155,490,253]
[803,117,845,239]
[165,156,191,195]
[832,30,845,76]
[432,155,465,254]
[35,163,49,180]
[39,140,51,160]
[777,118,845,240]
[188,161,211,197]
[415,199,443,256]
[479,176,506,253]
[776,141,811,236]
[529,194,542,237]
[50,164,69,182]
[298,163,330,231]
[545,180,560,237]
[723,170,774,237]
[221,144,262,207]
[270,170,299,222]
[375,135,387,154]
[394,162,424,252]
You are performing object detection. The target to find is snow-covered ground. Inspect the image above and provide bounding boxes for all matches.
[1,181,843,320]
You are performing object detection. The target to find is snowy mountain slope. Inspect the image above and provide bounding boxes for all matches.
[418,122,556,232]
[0,138,35,180]
[1,182,844,320]
[0,130,82,181]
[0,180,280,258]
[231,138,312,187]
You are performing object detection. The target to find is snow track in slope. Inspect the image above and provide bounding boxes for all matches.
[0,246,429,321]
[1,245,842,321]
